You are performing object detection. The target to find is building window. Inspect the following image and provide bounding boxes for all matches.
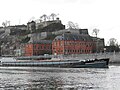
[54,42,57,46]
[60,41,63,46]
[44,46,46,49]
[33,45,35,48]
[82,50,84,53]
[47,46,49,49]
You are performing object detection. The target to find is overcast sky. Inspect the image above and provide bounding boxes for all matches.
[0,0,120,45]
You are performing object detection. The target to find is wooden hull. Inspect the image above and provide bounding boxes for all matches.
[0,58,109,68]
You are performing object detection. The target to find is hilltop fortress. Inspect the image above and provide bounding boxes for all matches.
[0,15,104,56]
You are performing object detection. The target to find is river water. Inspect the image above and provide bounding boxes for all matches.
[0,65,120,90]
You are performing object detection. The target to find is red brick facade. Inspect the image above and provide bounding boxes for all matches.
[24,33,97,56]
[24,43,33,56]
[24,41,52,56]
[52,33,96,55]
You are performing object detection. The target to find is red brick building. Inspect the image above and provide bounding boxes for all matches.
[52,33,96,55]
[24,40,52,56]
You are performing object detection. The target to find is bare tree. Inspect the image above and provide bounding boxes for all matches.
[40,16,43,22]
[50,13,57,21]
[2,20,11,28]
[92,28,99,38]
[40,14,48,21]
[2,22,7,27]
[107,38,120,52]
[108,38,118,46]
[67,21,79,29]
[75,23,79,29]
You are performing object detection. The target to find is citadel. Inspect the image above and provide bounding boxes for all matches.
[0,14,105,56]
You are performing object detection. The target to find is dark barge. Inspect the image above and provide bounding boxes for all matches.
[0,57,109,68]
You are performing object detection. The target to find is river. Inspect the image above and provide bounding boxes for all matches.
[0,65,120,90]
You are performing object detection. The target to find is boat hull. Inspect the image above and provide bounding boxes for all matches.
[0,58,109,68]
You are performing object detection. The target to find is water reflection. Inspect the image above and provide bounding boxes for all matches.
[28,77,62,90]
[0,66,120,90]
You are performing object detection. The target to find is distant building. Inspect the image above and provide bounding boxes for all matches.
[36,17,62,29]
[27,21,36,32]
[105,46,120,52]
[92,37,105,53]
[28,32,52,42]
[36,18,65,32]
[14,49,22,56]
[79,29,89,35]
[52,33,96,55]
[3,24,27,35]
[9,25,27,30]
[52,28,89,35]
[24,40,52,56]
